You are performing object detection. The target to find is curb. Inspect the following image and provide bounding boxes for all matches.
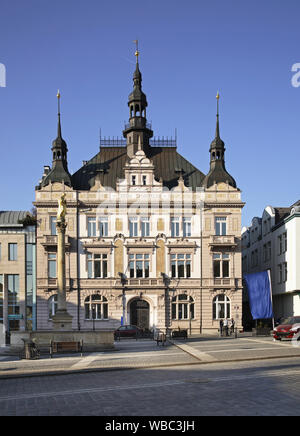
[1,352,300,380]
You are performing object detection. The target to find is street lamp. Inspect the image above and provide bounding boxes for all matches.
[91,303,96,331]
[118,272,127,325]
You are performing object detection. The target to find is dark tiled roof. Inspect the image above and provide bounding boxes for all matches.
[0,211,30,227]
[274,200,300,225]
[274,207,290,225]
[71,147,205,191]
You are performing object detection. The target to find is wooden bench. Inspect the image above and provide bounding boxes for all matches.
[171,329,188,340]
[50,340,83,358]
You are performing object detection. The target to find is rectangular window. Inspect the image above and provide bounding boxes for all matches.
[215,217,227,236]
[0,275,3,321]
[283,262,288,282]
[213,253,230,278]
[7,274,19,316]
[267,241,271,261]
[283,232,287,252]
[263,244,267,262]
[129,218,138,237]
[171,217,180,237]
[88,217,97,237]
[278,235,282,255]
[48,253,57,278]
[132,175,136,186]
[278,264,283,284]
[50,216,57,236]
[142,175,147,186]
[99,217,108,237]
[171,254,191,278]
[183,218,192,237]
[141,218,150,237]
[8,243,18,261]
[129,254,150,278]
[87,253,108,278]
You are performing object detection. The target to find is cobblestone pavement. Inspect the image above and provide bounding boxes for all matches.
[1,335,300,378]
[0,357,300,416]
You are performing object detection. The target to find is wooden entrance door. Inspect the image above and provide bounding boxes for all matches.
[130,299,150,330]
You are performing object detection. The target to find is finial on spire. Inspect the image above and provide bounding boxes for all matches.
[216,91,220,116]
[215,91,220,139]
[133,40,139,63]
[56,89,62,138]
[57,89,61,115]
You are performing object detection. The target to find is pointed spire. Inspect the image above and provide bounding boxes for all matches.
[40,90,72,188]
[215,91,220,139]
[202,93,237,189]
[57,89,62,138]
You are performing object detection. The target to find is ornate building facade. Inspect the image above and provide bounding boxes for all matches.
[34,53,244,334]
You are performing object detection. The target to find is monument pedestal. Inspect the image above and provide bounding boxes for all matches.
[52,310,73,331]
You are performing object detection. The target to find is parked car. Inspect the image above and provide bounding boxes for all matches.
[273,316,300,340]
[114,325,142,339]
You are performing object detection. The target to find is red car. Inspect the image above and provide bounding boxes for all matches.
[273,316,300,341]
[114,325,142,340]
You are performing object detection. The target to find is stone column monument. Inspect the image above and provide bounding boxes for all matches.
[52,194,73,331]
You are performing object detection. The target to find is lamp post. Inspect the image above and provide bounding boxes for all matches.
[161,273,170,336]
[92,303,96,331]
[119,272,127,325]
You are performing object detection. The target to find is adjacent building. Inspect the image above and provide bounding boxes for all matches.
[0,211,36,338]
[242,201,300,323]
[34,53,244,334]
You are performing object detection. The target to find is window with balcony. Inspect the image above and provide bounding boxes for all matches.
[171,254,191,278]
[129,254,150,278]
[87,253,108,278]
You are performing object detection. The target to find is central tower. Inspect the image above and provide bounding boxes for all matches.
[123,42,153,157]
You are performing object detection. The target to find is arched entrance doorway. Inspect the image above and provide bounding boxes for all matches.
[130,299,150,330]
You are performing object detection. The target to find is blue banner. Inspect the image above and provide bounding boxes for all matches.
[244,271,274,320]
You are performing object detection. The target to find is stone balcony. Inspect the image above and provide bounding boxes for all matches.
[37,277,76,291]
[208,235,237,249]
[41,235,71,250]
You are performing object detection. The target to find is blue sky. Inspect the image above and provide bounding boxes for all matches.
[0,0,299,227]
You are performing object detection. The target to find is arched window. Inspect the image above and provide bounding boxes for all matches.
[213,294,231,320]
[172,294,194,320]
[84,294,108,320]
[48,294,58,319]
